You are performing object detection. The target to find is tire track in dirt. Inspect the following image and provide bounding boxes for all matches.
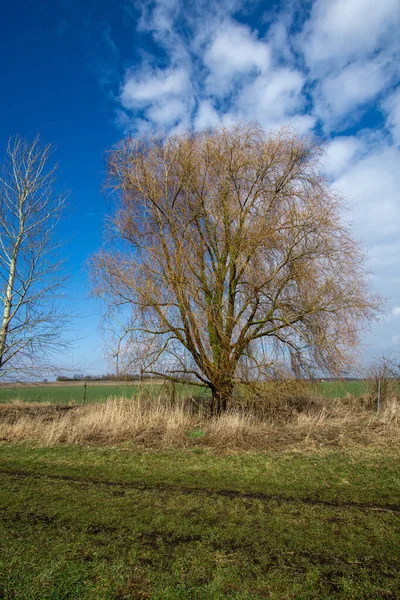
[0,467,399,513]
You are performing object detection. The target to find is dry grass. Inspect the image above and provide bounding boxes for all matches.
[0,397,196,446]
[0,394,399,451]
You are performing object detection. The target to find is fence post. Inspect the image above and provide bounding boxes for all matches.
[170,380,176,405]
[83,381,87,404]
[377,378,381,412]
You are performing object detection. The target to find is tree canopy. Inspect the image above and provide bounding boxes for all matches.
[93,124,379,413]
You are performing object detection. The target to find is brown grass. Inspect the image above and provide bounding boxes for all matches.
[0,394,399,451]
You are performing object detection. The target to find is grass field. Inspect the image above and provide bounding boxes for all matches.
[319,380,368,398]
[0,444,399,599]
[0,380,371,405]
[0,382,209,405]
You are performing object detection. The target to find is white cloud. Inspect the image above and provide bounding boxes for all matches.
[117,3,316,135]
[146,98,188,127]
[237,68,314,132]
[334,143,400,244]
[137,0,180,33]
[300,0,399,73]
[330,138,400,352]
[324,137,361,178]
[204,20,271,95]
[314,56,395,128]
[382,87,400,146]
[116,0,399,138]
[121,67,189,108]
[392,306,400,317]
[120,66,192,129]
[194,100,221,130]
[298,0,399,131]
[267,21,294,64]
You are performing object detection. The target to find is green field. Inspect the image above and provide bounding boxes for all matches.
[319,380,368,398]
[0,382,209,405]
[0,380,370,405]
[0,444,399,599]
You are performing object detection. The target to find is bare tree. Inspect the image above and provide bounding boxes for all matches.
[93,124,380,413]
[0,135,69,379]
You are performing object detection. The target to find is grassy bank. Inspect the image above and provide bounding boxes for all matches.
[1,444,399,600]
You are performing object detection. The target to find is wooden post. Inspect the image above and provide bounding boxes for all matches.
[377,378,381,412]
[170,380,176,405]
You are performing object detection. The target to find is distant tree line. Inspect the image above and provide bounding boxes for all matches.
[56,373,160,382]
[56,372,366,383]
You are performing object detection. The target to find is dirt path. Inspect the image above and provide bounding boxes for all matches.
[1,467,399,514]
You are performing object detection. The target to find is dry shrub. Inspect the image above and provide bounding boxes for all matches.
[284,397,400,449]
[0,393,399,451]
[230,380,323,421]
[202,398,399,450]
[366,357,400,409]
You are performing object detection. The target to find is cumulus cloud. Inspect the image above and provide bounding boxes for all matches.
[121,67,189,108]
[330,138,400,332]
[299,0,398,73]
[334,143,400,243]
[116,0,399,137]
[120,66,192,130]
[314,56,396,129]
[324,137,361,178]
[237,68,313,132]
[298,0,399,131]
[203,20,271,95]
[194,99,221,130]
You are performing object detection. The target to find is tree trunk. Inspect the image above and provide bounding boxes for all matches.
[0,249,19,371]
[210,381,234,415]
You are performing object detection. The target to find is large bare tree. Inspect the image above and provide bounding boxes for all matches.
[0,135,69,379]
[93,124,379,413]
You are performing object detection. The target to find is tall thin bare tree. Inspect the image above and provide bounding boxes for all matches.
[93,124,380,413]
[0,135,69,379]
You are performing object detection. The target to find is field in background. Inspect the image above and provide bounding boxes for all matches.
[0,380,371,404]
[1,444,399,599]
[319,380,367,398]
[0,382,209,404]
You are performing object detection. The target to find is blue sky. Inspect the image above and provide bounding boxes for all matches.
[1,0,399,375]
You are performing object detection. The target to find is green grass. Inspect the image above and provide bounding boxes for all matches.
[0,378,396,405]
[319,380,368,398]
[0,380,369,405]
[1,444,399,599]
[0,382,209,404]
